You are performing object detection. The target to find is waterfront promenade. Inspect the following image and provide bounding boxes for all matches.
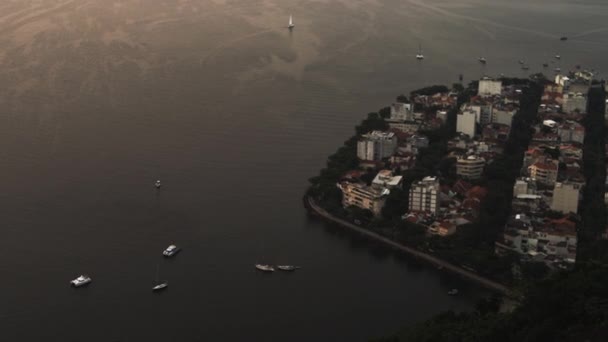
[307,197,513,296]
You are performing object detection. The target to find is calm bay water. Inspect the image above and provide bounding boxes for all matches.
[1,1,608,341]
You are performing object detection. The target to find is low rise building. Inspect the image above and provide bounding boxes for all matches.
[478,78,502,97]
[557,121,585,144]
[372,170,403,190]
[456,155,486,179]
[513,178,538,197]
[528,159,559,185]
[436,110,448,123]
[390,102,414,121]
[387,120,420,133]
[339,182,388,216]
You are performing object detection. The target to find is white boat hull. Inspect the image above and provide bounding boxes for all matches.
[153,283,168,291]
[255,264,275,272]
[277,265,300,271]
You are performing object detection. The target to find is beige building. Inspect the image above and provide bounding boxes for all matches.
[492,107,517,127]
[478,78,502,97]
[339,182,388,216]
[456,109,477,138]
[409,176,440,215]
[562,92,587,114]
[528,160,559,185]
[456,155,486,179]
[551,182,581,214]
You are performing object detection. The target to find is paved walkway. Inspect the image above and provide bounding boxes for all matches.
[307,197,513,296]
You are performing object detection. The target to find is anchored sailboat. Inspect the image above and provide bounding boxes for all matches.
[288,15,294,30]
[152,264,168,291]
[416,44,424,60]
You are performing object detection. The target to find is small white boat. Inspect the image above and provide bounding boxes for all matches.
[555,67,561,73]
[288,15,294,29]
[255,264,275,272]
[416,44,424,60]
[155,180,161,189]
[447,288,459,296]
[163,244,180,257]
[478,57,487,64]
[277,265,301,272]
[152,281,168,291]
[555,54,561,59]
[70,275,92,287]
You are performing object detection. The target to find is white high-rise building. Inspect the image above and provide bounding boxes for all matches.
[356,131,397,161]
[457,109,477,137]
[408,176,440,215]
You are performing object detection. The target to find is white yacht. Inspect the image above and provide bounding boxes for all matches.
[163,244,180,257]
[70,275,92,287]
[555,54,561,59]
[255,264,275,272]
[155,180,161,189]
[288,15,294,30]
[478,57,487,64]
[447,288,459,296]
[277,265,301,272]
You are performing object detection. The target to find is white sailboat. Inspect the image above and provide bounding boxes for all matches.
[288,15,294,30]
[416,44,424,60]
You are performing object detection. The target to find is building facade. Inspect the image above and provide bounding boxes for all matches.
[372,170,403,189]
[457,109,477,137]
[492,107,516,127]
[356,131,397,161]
[562,92,587,114]
[390,102,414,121]
[478,78,502,97]
[557,122,585,144]
[339,182,387,216]
[551,182,581,214]
[456,156,486,179]
[408,176,440,215]
[528,160,559,185]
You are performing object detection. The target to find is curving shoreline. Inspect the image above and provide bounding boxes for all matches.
[305,196,514,297]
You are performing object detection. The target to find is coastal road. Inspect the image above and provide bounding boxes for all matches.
[307,197,513,296]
